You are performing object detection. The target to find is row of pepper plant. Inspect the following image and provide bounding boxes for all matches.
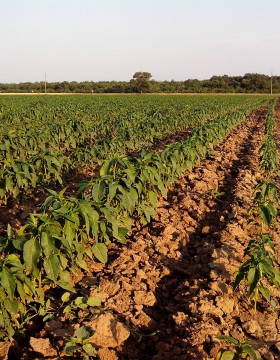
[234,99,280,308]
[218,100,280,360]
[0,96,268,202]
[0,100,270,341]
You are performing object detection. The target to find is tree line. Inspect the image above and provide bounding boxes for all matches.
[0,73,279,94]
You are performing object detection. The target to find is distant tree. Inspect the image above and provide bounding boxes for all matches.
[130,72,152,93]
[0,73,278,94]
[241,73,270,92]
[184,79,202,93]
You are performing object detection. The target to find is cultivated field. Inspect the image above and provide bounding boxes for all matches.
[0,95,279,359]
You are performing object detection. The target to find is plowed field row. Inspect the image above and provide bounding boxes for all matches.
[48,106,280,360]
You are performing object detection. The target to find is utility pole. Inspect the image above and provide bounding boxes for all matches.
[45,72,47,94]
[270,71,273,95]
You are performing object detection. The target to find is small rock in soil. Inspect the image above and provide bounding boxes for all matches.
[97,347,118,360]
[29,337,57,357]
[88,313,130,348]
[133,291,156,306]
[241,319,263,338]
[0,341,12,360]
[131,312,158,331]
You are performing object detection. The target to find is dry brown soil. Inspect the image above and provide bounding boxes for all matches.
[87,107,280,360]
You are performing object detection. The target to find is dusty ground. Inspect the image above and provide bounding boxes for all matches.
[3,105,280,359]
[82,106,279,360]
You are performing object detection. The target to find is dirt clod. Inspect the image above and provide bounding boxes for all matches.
[29,337,57,358]
[88,313,130,348]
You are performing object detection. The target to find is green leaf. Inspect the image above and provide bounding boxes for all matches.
[108,182,118,201]
[83,343,97,356]
[91,181,106,202]
[79,200,99,238]
[242,345,262,360]
[4,298,18,315]
[258,205,271,226]
[217,336,239,346]
[234,269,246,290]
[63,305,72,314]
[64,221,75,248]
[258,284,271,303]
[92,243,107,264]
[41,232,55,257]
[1,266,16,298]
[64,342,79,355]
[53,206,70,215]
[259,259,274,278]
[87,297,101,307]
[12,235,27,252]
[43,255,60,281]
[75,297,87,306]
[112,221,128,244]
[97,182,106,201]
[216,349,237,360]
[100,160,111,176]
[16,281,28,302]
[74,326,92,341]
[7,224,13,239]
[266,202,277,216]
[148,190,158,207]
[23,238,41,275]
[157,181,167,199]
[57,270,76,292]
[75,258,88,271]
[247,268,260,297]
[5,177,14,194]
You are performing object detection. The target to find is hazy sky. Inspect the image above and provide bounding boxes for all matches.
[1,0,279,82]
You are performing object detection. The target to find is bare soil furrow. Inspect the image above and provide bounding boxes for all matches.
[112,108,269,360]
[65,107,280,360]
